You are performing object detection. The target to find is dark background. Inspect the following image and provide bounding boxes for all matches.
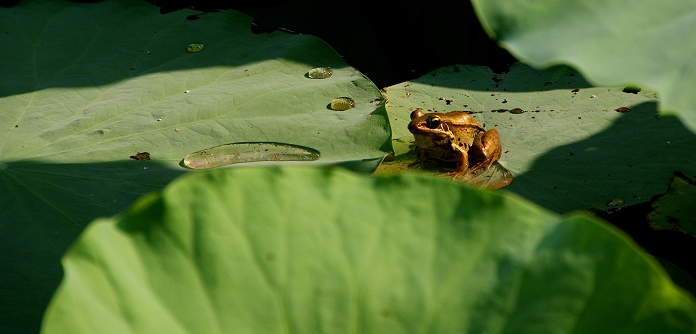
[148,0,517,88]
[0,0,516,87]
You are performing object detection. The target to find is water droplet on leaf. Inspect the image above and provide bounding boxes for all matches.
[330,97,355,111]
[622,86,641,94]
[187,43,204,53]
[606,198,624,207]
[182,142,320,169]
[307,67,333,79]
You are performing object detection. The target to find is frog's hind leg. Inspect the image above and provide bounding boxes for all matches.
[468,129,501,172]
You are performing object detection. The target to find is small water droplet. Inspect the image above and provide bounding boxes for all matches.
[187,43,204,53]
[606,207,622,214]
[606,198,624,207]
[307,67,333,79]
[330,97,355,111]
[622,86,641,94]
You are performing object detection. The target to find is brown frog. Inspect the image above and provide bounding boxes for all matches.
[408,109,501,176]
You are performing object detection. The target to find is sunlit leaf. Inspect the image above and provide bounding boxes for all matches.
[472,0,696,133]
[43,167,696,333]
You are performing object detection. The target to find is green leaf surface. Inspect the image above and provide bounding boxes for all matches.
[471,0,696,133]
[383,63,696,213]
[649,174,696,237]
[0,1,389,331]
[42,167,696,333]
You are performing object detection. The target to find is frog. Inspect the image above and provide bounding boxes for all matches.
[408,108,501,176]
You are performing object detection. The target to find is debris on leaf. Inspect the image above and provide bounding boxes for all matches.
[130,152,151,160]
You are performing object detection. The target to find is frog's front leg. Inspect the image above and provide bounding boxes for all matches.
[409,147,437,169]
[469,129,501,171]
[445,145,470,178]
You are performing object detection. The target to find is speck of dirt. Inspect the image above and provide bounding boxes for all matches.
[130,152,151,161]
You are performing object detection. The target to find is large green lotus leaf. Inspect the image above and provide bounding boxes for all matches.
[42,167,696,333]
[0,1,388,332]
[382,63,696,213]
[471,0,696,134]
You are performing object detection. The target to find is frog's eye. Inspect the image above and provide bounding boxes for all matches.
[426,116,441,129]
[410,108,425,120]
